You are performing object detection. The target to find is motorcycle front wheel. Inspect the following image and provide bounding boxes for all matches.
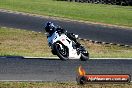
[54,42,69,61]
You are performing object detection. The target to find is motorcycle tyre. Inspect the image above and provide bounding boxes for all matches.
[54,43,69,61]
[80,52,89,61]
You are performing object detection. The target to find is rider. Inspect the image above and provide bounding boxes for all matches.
[44,22,81,48]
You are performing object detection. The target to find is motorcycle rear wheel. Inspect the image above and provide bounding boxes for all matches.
[78,46,89,61]
[80,52,89,61]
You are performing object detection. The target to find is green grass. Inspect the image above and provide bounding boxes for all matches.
[0,82,132,88]
[0,27,53,57]
[0,0,132,27]
[0,27,132,58]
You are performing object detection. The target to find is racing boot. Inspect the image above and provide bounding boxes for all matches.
[75,42,81,48]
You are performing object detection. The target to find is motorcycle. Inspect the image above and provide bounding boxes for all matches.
[46,30,89,61]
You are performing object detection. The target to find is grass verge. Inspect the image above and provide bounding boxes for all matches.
[0,27,132,58]
[0,82,132,88]
[0,0,132,27]
[0,27,53,57]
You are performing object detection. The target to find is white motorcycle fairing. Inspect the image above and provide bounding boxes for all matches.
[47,31,81,59]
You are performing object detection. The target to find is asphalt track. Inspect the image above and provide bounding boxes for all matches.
[0,11,132,45]
[0,57,132,82]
